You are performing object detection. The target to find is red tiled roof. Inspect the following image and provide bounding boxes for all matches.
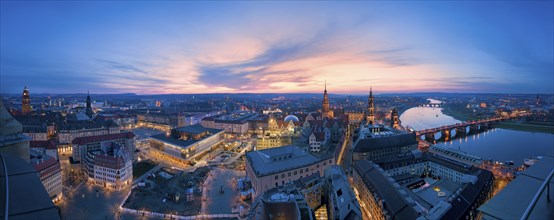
[32,157,61,179]
[94,154,130,169]
[72,132,135,145]
[30,140,57,150]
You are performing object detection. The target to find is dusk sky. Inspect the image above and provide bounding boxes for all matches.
[1,1,552,95]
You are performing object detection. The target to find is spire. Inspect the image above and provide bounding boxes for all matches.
[369,86,373,97]
[366,86,375,125]
[324,80,327,92]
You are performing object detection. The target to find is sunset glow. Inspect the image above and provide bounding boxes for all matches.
[1,1,552,94]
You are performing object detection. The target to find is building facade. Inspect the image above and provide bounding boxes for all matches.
[324,165,362,220]
[201,111,256,135]
[148,125,224,165]
[31,151,63,202]
[57,120,120,155]
[245,145,335,197]
[137,112,187,132]
[83,142,133,190]
[72,132,136,163]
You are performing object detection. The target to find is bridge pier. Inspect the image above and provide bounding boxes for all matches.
[469,124,479,134]
[425,133,435,143]
[480,123,489,131]
[456,126,467,137]
[441,130,451,142]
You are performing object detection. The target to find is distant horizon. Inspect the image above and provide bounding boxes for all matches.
[1,1,552,94]
[1,91,551,97]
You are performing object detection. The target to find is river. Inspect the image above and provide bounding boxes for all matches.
[400,101,554,165]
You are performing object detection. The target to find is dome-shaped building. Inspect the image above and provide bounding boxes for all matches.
[284,115,300,122]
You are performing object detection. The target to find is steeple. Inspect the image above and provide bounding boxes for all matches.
[322,81,333,119]
[22,86,31,115]
[366,87,375,125]
[85,90,93,118]
[369,87,372,98]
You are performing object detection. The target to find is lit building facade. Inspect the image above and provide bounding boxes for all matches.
[31,151,63,202]
[148,125,224,164]
[83,142,133,190]
[137,113,187,132]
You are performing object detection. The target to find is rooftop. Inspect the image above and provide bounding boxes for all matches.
[478,153,554,220]
[353,132,417,153]
[246,145,322,177]
[175,124,212,135]
[150,127,223,149]
[72,132,135,145]
[353,160,420,219]
[0,153,61,220]
[30,140,57,150]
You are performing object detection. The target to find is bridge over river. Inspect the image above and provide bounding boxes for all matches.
[415,113,530,142]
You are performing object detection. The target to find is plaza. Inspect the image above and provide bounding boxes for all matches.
[201,167,248,215]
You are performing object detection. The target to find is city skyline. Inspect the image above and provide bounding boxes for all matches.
[1,1,553,95]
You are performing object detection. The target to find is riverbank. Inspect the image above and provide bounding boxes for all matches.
[440,104,554,134]
[441,105,475,121]
[494,121,554,134]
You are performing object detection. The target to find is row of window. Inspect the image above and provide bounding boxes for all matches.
[273,159,333,180]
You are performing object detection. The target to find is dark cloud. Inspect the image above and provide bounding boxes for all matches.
[95,59,171,85]
[97,59,150,75]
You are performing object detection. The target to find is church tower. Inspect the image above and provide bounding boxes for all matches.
[322,81,334,119]
[86,91,93,118]
[366,87,375,124]
[391,107,400,129]
[22,86,31,115]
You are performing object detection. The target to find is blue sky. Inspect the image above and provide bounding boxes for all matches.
[1,1,552,94]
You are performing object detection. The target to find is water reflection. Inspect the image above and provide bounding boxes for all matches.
[399,106,460,131]
[401,106,554,165]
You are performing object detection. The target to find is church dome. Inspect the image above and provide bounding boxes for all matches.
[284,115,300,122]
